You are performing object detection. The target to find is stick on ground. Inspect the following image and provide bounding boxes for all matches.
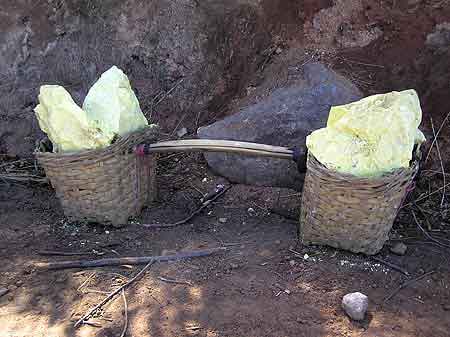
[36,248,226,270]
[77,272,96,292]
[157,276,193,286]
[384,270,436,303]
[142,185,231,228]
[412,210,450,249]
[38,250,93,256]
[74,260,155,328]
[120,289,128,337]
[371,256,409,276]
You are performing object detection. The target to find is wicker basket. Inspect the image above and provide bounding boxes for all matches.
[35,126,159,226]
[299,153,419,255]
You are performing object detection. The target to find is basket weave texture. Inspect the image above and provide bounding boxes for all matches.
[35,126,159,226]
[299,154,418,255]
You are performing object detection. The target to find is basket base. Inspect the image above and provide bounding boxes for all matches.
[300,227,388,255]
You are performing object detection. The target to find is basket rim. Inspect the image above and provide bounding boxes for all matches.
[307,151,419,183]
[35,124,159,159]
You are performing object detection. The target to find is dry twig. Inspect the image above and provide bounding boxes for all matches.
[142,185,231,228]
[77,272,96,292]
[0,173,47,183]
[411,210,450,249]
[120,289,128,337]
[157,276,192,286]
[38,250,93,256]
[384,270,436,303]
[74,260,155,328]
[425,111,450,163]
[36,248,226,270]
[83,321,102,328]
[430,117,447,207]
[150,78,184,119]
[401,182,450,208]
[371,256,409,276]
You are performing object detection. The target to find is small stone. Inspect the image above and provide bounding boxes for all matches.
[0,288,9,297]
[176,127,188,138]
[303,254,309,260]
[390,242,407,255]
[105,230,110,234]
[289,260,296,267]
[15,280,23,287]
[342,292,369,321]
[202,178,208,183]
[247,207,255,214]
[218,218,227,223]
[230,263,239,269]
[275,47,283,54]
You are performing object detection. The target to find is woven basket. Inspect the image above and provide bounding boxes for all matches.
[35,126,159,226]
[299,153,419,255]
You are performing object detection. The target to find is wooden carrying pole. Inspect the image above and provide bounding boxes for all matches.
[135,139,300,160]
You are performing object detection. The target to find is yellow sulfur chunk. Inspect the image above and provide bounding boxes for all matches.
[34,85,114,153]
[83,65,148,137]
[306,89,426,177]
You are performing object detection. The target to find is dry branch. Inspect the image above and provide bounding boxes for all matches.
[74,260,155,328]
[36,248,226,270]
[120,289,128,337]
[411,211,450,249]
[142,185,231,228]
[384,270,436,303]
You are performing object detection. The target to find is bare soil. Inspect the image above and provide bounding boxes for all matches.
[1,152,449,337]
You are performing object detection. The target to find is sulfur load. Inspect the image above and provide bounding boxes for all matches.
[83,66,148,137]
[34,66,149,153]
[306,89,426,177]
[34,85,113,153]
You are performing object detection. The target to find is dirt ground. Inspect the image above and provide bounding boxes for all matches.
[1,152,449,337]
[2,1,450,337]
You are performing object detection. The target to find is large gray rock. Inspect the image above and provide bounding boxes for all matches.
[197,63,362,189]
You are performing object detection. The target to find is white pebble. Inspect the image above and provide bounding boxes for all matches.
[342,292,368,321]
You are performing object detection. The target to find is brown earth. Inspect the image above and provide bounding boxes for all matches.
[1,152,449,337]
[1,1,450,337]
